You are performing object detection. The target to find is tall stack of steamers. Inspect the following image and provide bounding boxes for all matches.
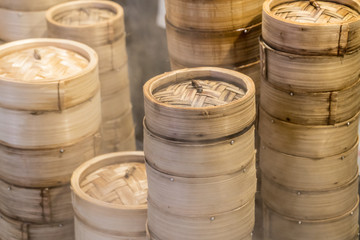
[259,0,360,239]
[143,67,257,240]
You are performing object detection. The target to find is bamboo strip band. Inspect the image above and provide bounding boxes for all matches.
[261,172,359,220]
[0,213,74,240]
[260,140,359,191]
[144,67,256,141]
[101,129,136,154]
[0,0,70,11]
[0,132,101,188]
[165,0,263,31]
[262,0,360,55]
[71,152,147,238]
[147,198,255,240]
[166,20,261,67]
[259,107,359,158]
[0,180,72,223]
[101,87,131,122]
[100,64,129,97]
[263,197,359,240]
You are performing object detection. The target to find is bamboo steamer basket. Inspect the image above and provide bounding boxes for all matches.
[143,67,256,141]
[101,86,131,122]
[144,122,255,177]
[146,158,256,215]
[0,132,101,188]
[0,179,72,223]
[263,198,359,240]
[259,107,359,158]
[147,198,254,240]
[0,0,70,11]
[166,21,261,67]
[260,140,359,191]
[165,0,263,31]
[0,213,74,240]
[0,39,101,149]
[101,130,136,153]
[261,172,359,220]
[260,39,360,92]
[71,152,147,239]
[262,0,360,55]
[100,64,129,98]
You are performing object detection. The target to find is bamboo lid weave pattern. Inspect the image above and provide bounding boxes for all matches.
[272,1,359,23]
[0,46,88,82]
[80,162,147,205]
[153,80,246,107]
[54,7,116,26]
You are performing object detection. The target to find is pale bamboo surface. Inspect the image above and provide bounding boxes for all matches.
[146,158,256,215]
[147,198,254,240]
[0,92,101,149]
[260,39,360,92]
[46,1,125,47]
[260,140,359,191]
[263,198,359,240]
[166,21,261,67]
[0,39,99,111]
[259,107,359,158]
[144,122,255,177]
[0,0,70,11]
[102,86,131,122]
[260,77,360,125]
[0,180,72,223]
[100,64,129,98]
[165,0,263,31]
[0,213,74,240]
[262,172,358,220]
[262,0,360,55]
[101,129,136,154]
[0,132,101,188]
[144,67,256,141]
[71,152,147,238]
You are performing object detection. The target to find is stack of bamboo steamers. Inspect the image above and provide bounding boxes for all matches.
[46,0,135,153]
[0,39,101,239]
[259,0,360,239]
[143,67,257,240]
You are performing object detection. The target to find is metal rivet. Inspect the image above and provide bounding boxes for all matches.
[271,119,274,123]
[290,92,294,96]
[262,146,266,149]
[244,29,248,34]
[170,178,174,182]
[243,168,247,173]
[210,216,215,221]
[351,211,354,215]
[297,191,301,195]
[17,12,23,17]
[230,140,235,145]
[59,224,63,227]
[347,122,350,126]
[7,186,11,191]
[298,221,302,224]
[44,188,49,191]
[341,156,345,160]
[251,232,254,236]
[60,149,65,153]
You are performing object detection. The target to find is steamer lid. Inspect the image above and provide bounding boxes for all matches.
[153,79,246,108]
[272,1,359,23]
[0,46,89,82]
[54,7,116,26]
[80,162,148,206]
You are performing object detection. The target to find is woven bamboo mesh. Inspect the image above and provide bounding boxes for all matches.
[54,7,116,25]
[272,1,359,23]
[80,162,147,205]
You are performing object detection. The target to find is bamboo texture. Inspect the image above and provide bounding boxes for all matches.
[147,198,254,240]
[0,180,72,223]
[143,67,256,141]
[165,0,263,31]
[0,0,70,11]
[166,20,261,67]
[260,39,360,92]
[101,85,131,122]
[101,129,136,154]
[144,123,255,177]
[0,132,101,188]
[100,64,129,98]
[263,198,359,240]
[71,152,147,239]
[260,140,359,191]
[261,172,359,220]
[0,213,74,240]
[259,107,359,158]
[146,158,256,215]
[262,0,360,55]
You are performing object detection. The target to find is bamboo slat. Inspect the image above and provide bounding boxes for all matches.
[146,158,256,216]
[101,129,136,154]
[0,0,70,11]
[262,0,360,55]
[0,180,72,223]
[147,198,254,240]
[263,198,359,240]
[100,64,129,98]
[144,122,255,177]
[166,20,261,67]
[260,77,360,125]
[144,67,256,141]
[0,132,101,188]
[260,39,360,92]
[259,107,359,158]
[165,0,263,31]
[71,152,147,239]
[260,140,359,191]
[101,88,131,122]
[0,213,74,240]
[261,172,358,220]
